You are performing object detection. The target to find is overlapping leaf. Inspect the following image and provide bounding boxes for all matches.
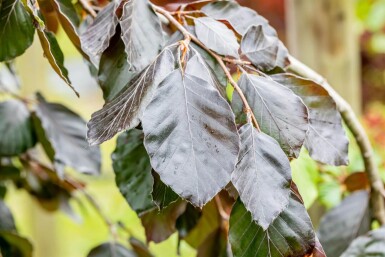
[142,54,239,207]
[232,123,291,230]
[318,190,371,257]
[0,0,35,61]
[272,73,349,166]
[241,25,289,71]
[0,200,16,231]
[201,1,276,36]
[340,228,385,257]
[0,100,36,156]
[37,29,79,96]
[112,129,155,215]
[229,192,315,257]
[197,228,229,257]
[151,171,179,210]
[33,96,101,175]
[119,0,163,71]
[195,17,239,58]
[98,36,136,101]
[234,73,309,157]
[87,243,135,257]
[80,1,118,66]
[0,231,33,257]
[87,45,177,145]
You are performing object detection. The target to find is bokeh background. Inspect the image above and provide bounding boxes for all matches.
[1,0,385,256]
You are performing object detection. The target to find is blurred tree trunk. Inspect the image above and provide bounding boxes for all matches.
[286,0,361,114]
[286,0,361,227]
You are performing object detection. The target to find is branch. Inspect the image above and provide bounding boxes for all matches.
[79,0,97,18]
[288,55,385,225]
[151,4,261,132]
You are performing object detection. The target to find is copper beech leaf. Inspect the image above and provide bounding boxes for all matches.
[87,45,177,145]
[112,130,155,215]
[80,1,118,66]
[37,29,79,96]
[142,54,239,207]
[241,25,289,71]
[0,100,36,156]
[340,228,385,257]
[33,96,101,175]
[151,171,179,210]
[195,17,240,58]
[119,0,163,71]
[272,73,349,166]
[201,1,276,36]
[234,73,309,157]
[229,192,315,257]
[318,190,371,257]
[232,123,291,230]
[0,0,35,61]
[87,243,135,257]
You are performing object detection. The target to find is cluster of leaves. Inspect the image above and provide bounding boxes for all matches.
[1,0,383,256]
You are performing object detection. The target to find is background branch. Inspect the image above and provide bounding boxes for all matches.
[288,55,385,225]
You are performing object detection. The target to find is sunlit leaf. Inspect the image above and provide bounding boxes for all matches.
[33,96,101,175]
[272,73,349,166]
[195,17,239,58]
[0,100,36,156]
[234,73,309,157]
[87,45,177,145]
[229,192,315,257]
[232,123,291,230]
[37,29,79,96]
[112,129,155,215]
[119,0,163,71]
[80,1,118,66]
[0,0,35,61]
[318,190,371,257]
[142,54,239,207]
[241,25,289,71]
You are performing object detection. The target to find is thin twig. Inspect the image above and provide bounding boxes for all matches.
[169,10,203,15]
[151,4,261,131]
[79,0,97,18]
[288,55,385,225]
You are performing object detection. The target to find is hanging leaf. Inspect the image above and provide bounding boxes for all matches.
[119,0,163,71]
[307,237,327,257]
[0,0,35,61]
[98,35,136,101]
[87,242,135,257]
[87,45,177,145]
[318,190,371,257]
[33,96,101,175]
[140,199,187,243]
[0,100,36,156]
[112,129,155,215]
[229,192,316,257]
[0,200,16,232]
[37,29,79,97]
[0,231,33,257]
[234,73,309,157]
[272,73,349,166]
[232,123,291,230]
[142,54,239,207]
[151,171,179,210]
[201,1,276,36]
[241,25,289,71]
[80,1,119,66]
[195,17,239,58]
[49,0,81,50]
[340,228,385,257]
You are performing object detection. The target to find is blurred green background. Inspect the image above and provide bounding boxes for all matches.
[2,0,385,256]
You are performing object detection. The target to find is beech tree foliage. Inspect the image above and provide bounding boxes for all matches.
[0,0,379,256]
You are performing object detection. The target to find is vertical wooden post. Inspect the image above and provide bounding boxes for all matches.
[285,0,361,114]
